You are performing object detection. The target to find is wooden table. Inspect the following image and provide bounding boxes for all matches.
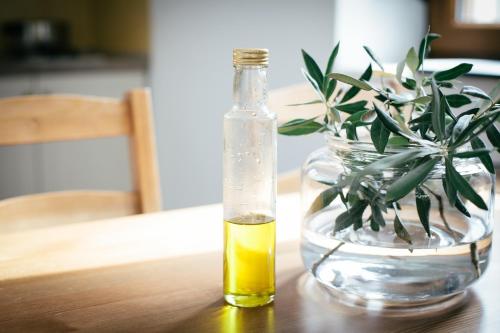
[1,193,499,332]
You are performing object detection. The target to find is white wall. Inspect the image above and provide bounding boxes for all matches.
[151,0,334,209]
[332,0,428,75]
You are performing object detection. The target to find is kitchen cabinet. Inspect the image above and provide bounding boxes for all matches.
[0,69,146,200]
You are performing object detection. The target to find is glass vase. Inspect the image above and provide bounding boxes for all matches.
[301,134,495,313]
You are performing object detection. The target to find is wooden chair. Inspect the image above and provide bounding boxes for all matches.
[0,89,161,229]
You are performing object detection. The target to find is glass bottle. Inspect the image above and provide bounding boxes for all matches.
[223,48,277,307]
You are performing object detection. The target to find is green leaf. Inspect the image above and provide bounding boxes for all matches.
[344,110,370,125]
[345,124,358,140]
[302,49,324,90]
[446,158,488,210]
[361,148,434,176]
[325,42,340,76]
[486,124,500,150]
[452,109,500,147]
[387,135,410,146]
[405,47,419,74]
[409,112,432,125]
[373,104,405,136]
[394,214,412,245]
[412,96,432,104]
[287,100,323,107]
[371,203,386,227]
[452,114,473,143]
[325,79,337,100]
[480,81,500,113]
[430,79,445,142]
[452,148,491,159]
[370,219,380,231]
[370,117,390,153]
[307,187,339,216]
[341,65,372,103]
[434,63,473,81]
[402,78,417,90]
[446,94,472,108]
[278,118,323,136]
[363,46,384,71]
[461,86,491,100]
[328,73,372,91]
[471,137,495,174]
[443,173,457,206]
[302,68,323,97]
[455,196,471,218]
[396,60,405,83]
[418,32,441,68]
[334,201,368,232]
[415,187,431,237]
[460,108,480,117]
[386,158,439,203]
[336,100,368,113]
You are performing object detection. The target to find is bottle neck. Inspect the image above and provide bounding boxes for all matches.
[233,65,268,109]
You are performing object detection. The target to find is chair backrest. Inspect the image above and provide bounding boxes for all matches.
[0,88,161,227]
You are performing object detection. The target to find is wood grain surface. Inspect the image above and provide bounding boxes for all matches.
[0,193,499,332]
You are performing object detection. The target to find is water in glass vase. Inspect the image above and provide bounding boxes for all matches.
[302,204,492,311]
[224,215,275,307]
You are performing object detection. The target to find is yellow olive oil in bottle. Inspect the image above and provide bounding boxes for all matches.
[223,49,276,307]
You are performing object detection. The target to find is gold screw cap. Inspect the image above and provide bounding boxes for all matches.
[233,48,269,66]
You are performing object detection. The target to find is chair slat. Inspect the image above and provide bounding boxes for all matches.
[0,95,131,146]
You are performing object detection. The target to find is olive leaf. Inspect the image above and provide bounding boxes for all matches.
[446,94,472,108]
[471,137,495,174]
[307,187,340,216]
[334,200,368,232]
[430,79,445,142]
[446,158,488,210]
[415,187,431,237]
[328,73,372,91]
[341,65,373,103]
[393,207,412,245]
[452,148,491,159]
[480,81,500,113]
[418,32,441,68]
[302,68,323,98]
[385,158,439,203]
[371,203,386,227]
[336,100,368,114]
[325,79,337,100]
[302,49,324,89]
[434,63,473,81]
[278,117,323,135]
[287,100,323,107]
[387,136,410,146]
[486,124,500,150]
[455,196,471,218]
[325,42,340,76]
[443,173,458,206]
[402,78,417,90]
[396,60,405,83]
[461,86,491,101]
[405,47,419,74]
[452,114,473,143]
[370,117,390,153]
[363,46,384,71]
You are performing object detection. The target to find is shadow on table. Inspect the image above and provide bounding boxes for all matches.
[168,271,483,333]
